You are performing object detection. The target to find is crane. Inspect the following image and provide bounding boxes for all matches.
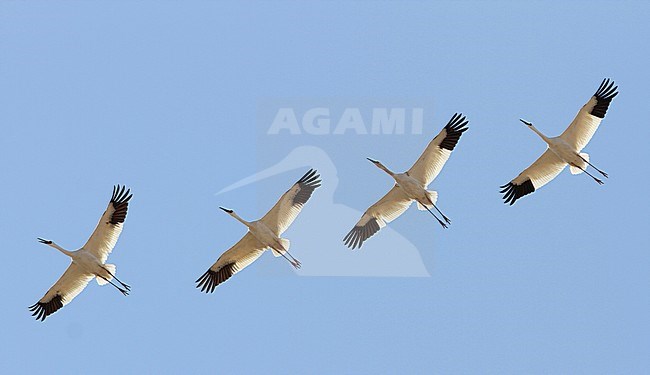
[29,185,133,321]
[501,78,618,205]
[196,169,321,292]
[344,113,469,249]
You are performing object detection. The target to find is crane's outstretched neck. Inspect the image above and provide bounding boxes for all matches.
[219,207,251,228]
[380,164,396,177]
[367,158,395,177]
[530,125,552,144]
[232,212,252,228]
[38,238,74,257]
[520,119,552,144]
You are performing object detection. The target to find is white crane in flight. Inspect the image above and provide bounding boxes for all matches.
[501,78,618,205]
[344,113,469,249]
[30,185,133,321]
[196,169,321,292]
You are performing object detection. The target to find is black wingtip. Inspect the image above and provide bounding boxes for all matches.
[28,295,63,321]
[219,206,233,214]
[37,238,52,244]
[111,185,132,204]
[196,265,236,293]
[445,113,468,128]
[196,269,216,293]
[595,78,618,98]
[296,168,322,187]
[500,180,535,205]
[108,185,132,224]
[439,113,469,151]
[590,79,618,118]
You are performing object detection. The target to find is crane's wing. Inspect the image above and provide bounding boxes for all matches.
[407,113,468,186]
[260,169,321,235]
[83,185,133,263]
[560,78,618,151]
[343,186,413,249]
[29,263,95,321]
[195,233,267,293]
[500,149,567,205]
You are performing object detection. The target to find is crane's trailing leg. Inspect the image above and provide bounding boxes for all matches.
[277,250,301,269]
[285,249,301,269]
[432,203,451,225]
[576,166,604,185]
[418,200,448,229]
[99,276,129,296]
[578,154,608,178]
[101,266,131,291]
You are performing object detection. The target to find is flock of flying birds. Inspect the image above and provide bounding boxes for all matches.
[30,79,618,321]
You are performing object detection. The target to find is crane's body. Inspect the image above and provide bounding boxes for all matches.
[196,169,321,293]
[249,220,287,252]
[370,163,440,217]
[501,79,618,205]
[30,185,133,321]
[51,244,113,280]
[220,208,293,264]
[344,113,469,249]
[527,123,589,171]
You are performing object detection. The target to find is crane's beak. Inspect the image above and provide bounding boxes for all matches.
[519,119,533,126]
[37,238,52,244]
[219,207,233,214]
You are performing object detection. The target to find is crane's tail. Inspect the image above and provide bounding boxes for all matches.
[271,238,291,257]
[96,264,116,285]
[570,153,589,175]
[417,190,438,210]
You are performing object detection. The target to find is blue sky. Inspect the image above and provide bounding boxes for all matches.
[1,1,649,373]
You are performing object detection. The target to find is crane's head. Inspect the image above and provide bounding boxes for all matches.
[219,207,234,214]
[37,237,52,245]
[519,119,533,127]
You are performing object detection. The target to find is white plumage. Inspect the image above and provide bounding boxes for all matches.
[196,169,321,292]
[30,185,133,321]
[344,113,469,249]
[501,79,618,205]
